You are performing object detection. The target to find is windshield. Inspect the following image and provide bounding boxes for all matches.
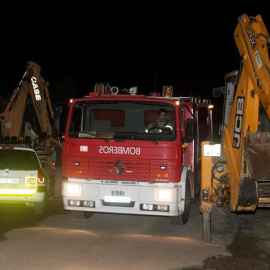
[68,101,176,141]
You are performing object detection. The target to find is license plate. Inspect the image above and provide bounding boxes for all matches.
[112,190,125,196]
[104,196,131,203]
[0,184,19,189]
[0,178,19,184]
[203,144,221,157]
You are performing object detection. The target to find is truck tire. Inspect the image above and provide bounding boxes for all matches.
[211,206,236,234]
[34,202,45,215]
[71,210,93,219]
[169,177,191,225]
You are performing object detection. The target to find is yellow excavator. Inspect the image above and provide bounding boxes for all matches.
[200,14,270,241]
[0,61,54,140]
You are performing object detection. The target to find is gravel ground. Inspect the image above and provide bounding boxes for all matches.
[182,208,270,270]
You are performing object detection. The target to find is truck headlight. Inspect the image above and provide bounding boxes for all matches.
[154,189,172,201]
[64,183,82,196]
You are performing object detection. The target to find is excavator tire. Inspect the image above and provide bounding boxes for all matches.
[211,206,237,234]
[71,210,93,219]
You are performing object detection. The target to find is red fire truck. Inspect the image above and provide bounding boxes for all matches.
[62,84,213,225]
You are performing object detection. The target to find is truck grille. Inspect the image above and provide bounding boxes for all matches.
[89,158,150,180]
[66,157,177,182]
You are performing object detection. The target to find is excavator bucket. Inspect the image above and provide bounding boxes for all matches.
[246,132,270,181]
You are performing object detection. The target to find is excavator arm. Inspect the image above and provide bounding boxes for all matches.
[0,61,54,138]
[235,14,270,117]
[234,14,270,181]
[224,14,270,209]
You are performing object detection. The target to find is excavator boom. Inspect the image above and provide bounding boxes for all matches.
[233,14,270,181]
[0,61,54,139]
[235,14,270,118]
[224,14,270,188]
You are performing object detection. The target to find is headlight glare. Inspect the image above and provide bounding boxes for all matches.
[154,189,172,201]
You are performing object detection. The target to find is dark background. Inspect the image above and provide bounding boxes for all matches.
[1,4,269,131]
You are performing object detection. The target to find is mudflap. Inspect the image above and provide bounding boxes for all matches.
[246,131,270,181]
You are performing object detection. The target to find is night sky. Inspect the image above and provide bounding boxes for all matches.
[1,5,269,109]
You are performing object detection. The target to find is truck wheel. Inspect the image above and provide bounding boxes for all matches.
[169,177,191,225]
[34,202,45,215]
[71,210,93,219]
[211,206,237,234]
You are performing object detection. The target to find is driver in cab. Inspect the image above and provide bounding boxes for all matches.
[147,109,174,134]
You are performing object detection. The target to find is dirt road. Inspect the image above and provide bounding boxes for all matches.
[0,198,238,270]
[184,208,270,270]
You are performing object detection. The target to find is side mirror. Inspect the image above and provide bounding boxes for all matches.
[185,118,196,141]
[60,135,65,143]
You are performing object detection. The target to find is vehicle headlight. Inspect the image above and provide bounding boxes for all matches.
[154,189,172,202]
[64,183,82,196]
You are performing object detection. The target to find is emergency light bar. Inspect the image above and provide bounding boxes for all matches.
[93,83,138,96]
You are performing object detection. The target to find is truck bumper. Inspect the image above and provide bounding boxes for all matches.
[62,179,186,216]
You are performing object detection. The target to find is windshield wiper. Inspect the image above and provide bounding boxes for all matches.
[79,131,110,142]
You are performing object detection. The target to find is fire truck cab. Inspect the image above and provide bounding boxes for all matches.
[62,85,213,225]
